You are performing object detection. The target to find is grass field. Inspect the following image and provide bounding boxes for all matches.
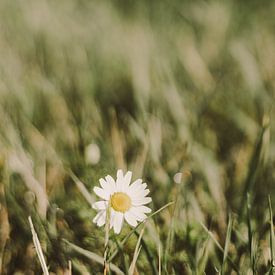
[0,0,275,274]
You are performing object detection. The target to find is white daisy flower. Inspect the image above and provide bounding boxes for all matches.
[92,170,152,234]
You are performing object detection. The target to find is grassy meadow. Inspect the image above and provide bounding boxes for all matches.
[0,0,275,274]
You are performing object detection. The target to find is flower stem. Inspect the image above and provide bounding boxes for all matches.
[104,203,111,274]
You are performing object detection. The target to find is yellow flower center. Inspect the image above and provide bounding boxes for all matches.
[111,192,131,213]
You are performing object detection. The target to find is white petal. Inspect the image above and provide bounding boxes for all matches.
[124,171,132,186]
[93,211,106,227]
[99,179,115,194]
[97,214,106,226]
[93,212,101,223]
[92,201,107,210]
[113,211,124,234]
[128,184,150,201]
[110,209,116,229]
[119,171,132,192]
[130,207,147,222]
[117,169,124,181]
[141,183,147,189]
[129,179,142,191]
[124,211,138,227]
[134,205,152,214]
[99,178,108,189]
[132,196,152,206]
[133,188,150,198]
[129,182,147,194]
[116,170,124,192]
[93,187,110,200]
[105,175,116,189]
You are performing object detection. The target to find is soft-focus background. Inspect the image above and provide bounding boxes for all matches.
[0,0,275,274]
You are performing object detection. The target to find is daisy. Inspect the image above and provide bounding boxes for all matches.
[92,170,152,234]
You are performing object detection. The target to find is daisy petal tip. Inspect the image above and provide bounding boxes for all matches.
[94,171,153,233]
[93,186,110,200]
[143,206,152,213]
[97,220,105,227]
[116,169,124,180]
[125,170,132,177]
[113,212,124,234]
[114,227,120,234]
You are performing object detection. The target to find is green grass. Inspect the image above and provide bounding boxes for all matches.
[0,0,275,274]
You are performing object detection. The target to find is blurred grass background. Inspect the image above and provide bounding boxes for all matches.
[0,0,275,274]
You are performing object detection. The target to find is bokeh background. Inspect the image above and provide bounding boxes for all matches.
[0,0,275,274]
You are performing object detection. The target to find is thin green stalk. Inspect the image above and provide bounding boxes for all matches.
[268,196,275,273]
[247,193,256,274]
[158,241,161,275]
[108,202,174,262]
[221,213,233,274]
[62,239,123,274]
[200,222,239,274]
[129,227,145,275]
[114,237,129,275]
[104,203,111,275]
[163,185,180,273]
[134,230,158,275]
[240,123,269,217]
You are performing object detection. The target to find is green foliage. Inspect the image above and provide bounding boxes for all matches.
[0,0,275,274]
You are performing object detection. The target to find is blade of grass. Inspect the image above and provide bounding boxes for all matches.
[68,169,95,207]
[200,222,239,274]
[0,174,9,274]
[158,241,161,275]
[240,120,270,217]
[63,239,124,275]
[134,230,158,275]
[163,188,178,273]
[129,226,145,275]
[197,237,212,274]
[70,259,90,275]
[221,213,233,274]
[246,193,256,274]
[268,196,275,272]
[108,201,174,262]
[28,216,49,275]
[68,260,72,275]
[113,237,129,274]
[104,203,111,275]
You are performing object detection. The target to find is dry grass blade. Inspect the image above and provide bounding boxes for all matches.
[129,226,145,275]
[28,216,49,275]
[68,260,72,275]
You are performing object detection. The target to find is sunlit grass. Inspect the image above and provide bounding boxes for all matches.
[0,0,275,274]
